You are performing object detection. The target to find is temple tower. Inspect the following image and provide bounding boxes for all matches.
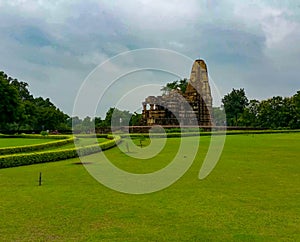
[141,59,213,126]
[185,59,212,126]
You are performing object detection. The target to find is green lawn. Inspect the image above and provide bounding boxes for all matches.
[0,137,108,152]
[0,138,58,148]
[52,138,109,150]
[0,133,299,241]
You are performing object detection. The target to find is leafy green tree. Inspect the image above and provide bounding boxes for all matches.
[18,100,38,130]
[103,108,114,127]
[222,88,248,126]
[103,108,132,127]
[94,117,103,128]
[0,71,71,132]
[70,116,82,127]
[257,96,297,129]
[10,80,33,101]
[178,78,188,93]
[161,78,188,94]
[239,99,260,127]
[71,116,93,133]
[30,97,69,131]
[212,107,226,126]
[82,116,94,132]
[0,72,22,130]
[11,81,36,130]
[290,91,300,128]
[130,112,142,126]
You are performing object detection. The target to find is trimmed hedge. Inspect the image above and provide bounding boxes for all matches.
[120,129,300,139]
[0,135,121,169]
[0,134,72,139]
[120,133,201,138]
[0,135,75,155]
[74,134,109,139]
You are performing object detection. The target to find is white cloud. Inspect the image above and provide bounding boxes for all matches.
[0,0,76,22]
[107,0,201,30]
[233,1,299,48]
[0,0,300,115]
[261,11,298,49]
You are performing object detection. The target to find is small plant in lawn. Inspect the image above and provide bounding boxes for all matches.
[40,130,49,137]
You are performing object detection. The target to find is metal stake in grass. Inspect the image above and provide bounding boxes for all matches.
[140,135,145,148]
[39,172,42,186]
[126,141,129,153]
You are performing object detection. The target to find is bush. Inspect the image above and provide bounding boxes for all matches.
[0,135,121,168]
[0,136,75,155]
[74,134,108,139]
[40,130,49,137]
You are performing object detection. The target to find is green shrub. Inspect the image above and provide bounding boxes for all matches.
[0,134,72,139]
[74,134,108,139]
[0,136,75,155]
[0,135,121,168]
[40,130,49,137]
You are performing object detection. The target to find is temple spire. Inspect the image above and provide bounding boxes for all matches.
[142,59,213,126]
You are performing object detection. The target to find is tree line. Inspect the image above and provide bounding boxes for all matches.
[0,71,69,131]
[219,88,300,129]
[71,108,142,133]
[161,79,300,129]
[0,71,141,132]
[1,70,299,132]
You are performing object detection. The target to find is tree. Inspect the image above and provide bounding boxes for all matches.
[212,107,226,126]
[161,78,188,94]
[74,116,94,133]
[11,80,36,131]
[102,108,135,127]
[94,117,103,128]
[0,70,71,132]
[130,112,142,126]
[239,99,260,127]
[0,72,22,130]
[290,91,300,128]
[257,96,296,129]
[178,78,188,93]
[33,97,69,130]
[70,116,82,127]
[10,80,33,101]
[222,88,248,126]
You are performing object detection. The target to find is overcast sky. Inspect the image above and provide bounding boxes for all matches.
[1,0,300,117]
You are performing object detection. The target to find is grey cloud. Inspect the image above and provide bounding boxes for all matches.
[0,0,299,116]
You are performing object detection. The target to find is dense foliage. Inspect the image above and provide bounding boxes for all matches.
[0,135,74,155]
[162,79,300,129]
[221,88,248,126]
[0,71,142,132]
[0,135,121,168]
[71,108,142,132]
[161,78,188,94]
[2,70,300,131]
[220,88,300,129]
[0,71,69,131]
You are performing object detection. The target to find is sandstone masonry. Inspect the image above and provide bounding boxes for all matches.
[141,59,213,126]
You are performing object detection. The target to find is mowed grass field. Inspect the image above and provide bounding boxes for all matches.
[0,137,108,151]
[0,138,59,148]
[0,133,299,241]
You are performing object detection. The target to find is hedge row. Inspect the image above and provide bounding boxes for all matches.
[120,129,300,139]
[74,134,109,139]
[120,133,202,138]
[0,135,121,169]
[0,136,75,155]
[0,134,72,139]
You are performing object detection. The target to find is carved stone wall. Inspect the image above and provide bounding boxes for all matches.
[142,59,213,126]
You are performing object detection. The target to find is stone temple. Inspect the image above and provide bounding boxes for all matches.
[141,59,213,126]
